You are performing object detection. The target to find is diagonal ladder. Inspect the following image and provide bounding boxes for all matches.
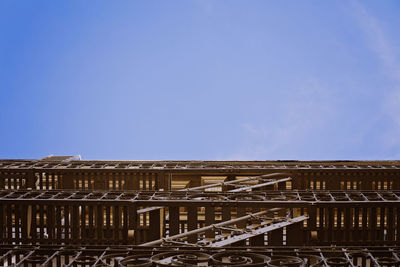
[137,173,291,214]
[140,207,307,247]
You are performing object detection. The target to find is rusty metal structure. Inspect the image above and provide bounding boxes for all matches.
[1,156,400,266]
[1,245,400,266]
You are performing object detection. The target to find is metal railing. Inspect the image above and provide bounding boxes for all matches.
[0,245,399,266]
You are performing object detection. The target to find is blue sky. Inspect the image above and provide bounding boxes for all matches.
[1,1,400,160]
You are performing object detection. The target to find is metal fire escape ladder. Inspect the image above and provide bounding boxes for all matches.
[207,215,308,247]
[137,173,291,214]
[140,208,307,247]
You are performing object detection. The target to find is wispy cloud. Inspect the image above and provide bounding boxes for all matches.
[218,1,400,160]
[225,78,336,160]
[352,0,400,154]
[352,2,400,82]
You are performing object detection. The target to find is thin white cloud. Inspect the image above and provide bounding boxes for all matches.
[196,0,214,15]
[219,1,400,160]
[352,1,400,81]
[225,78,336,160]
[352,0,400,151]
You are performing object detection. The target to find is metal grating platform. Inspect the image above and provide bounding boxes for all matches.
[1,157,400,266]
[1,189,400,246]
[0,245,400,266]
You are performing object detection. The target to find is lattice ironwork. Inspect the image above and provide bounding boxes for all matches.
[1,157,400,255]
[1,189,400,246]
[2,159,400,192]
[1,189,399,203]
[1,245,400,266]
[2,159,400,170]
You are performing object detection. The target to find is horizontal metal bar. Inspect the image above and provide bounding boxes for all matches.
[1,190,399,204]
[1,159,400,170]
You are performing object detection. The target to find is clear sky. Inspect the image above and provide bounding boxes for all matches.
[1,1,400,160]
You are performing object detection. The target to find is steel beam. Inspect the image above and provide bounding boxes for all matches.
[1,189,400,204]
[1,159,400,170]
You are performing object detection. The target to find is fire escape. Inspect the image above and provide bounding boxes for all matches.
[0,156,400,266]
